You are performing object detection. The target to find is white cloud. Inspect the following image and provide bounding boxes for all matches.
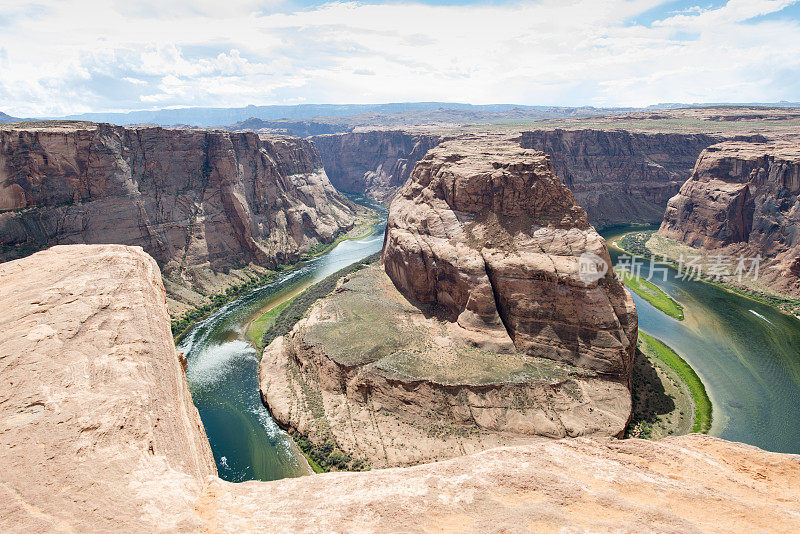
[0,0,798,116]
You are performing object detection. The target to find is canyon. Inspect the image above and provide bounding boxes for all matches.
[2,244,799,532]
[259,136,637,469]
[0,122,358,315]
[658,140,800,297]
[310,128,720,228]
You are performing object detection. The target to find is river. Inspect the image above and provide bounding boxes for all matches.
[603,225,800,454]
[177,196,386,481]
[179,217,800,483]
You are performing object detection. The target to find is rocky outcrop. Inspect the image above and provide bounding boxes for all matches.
[660,141,800,296]
[3,244,800,532]
[311,130,444,202]
[518,129,719,228]
[0,122,356,313]
[383,137,638,377]
[0,245,216,531]
[261,137,637,468]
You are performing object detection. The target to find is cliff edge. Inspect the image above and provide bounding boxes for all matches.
[0,122,358,315]
[659,140,800,297]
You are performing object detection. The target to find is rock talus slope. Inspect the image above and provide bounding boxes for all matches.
[0,122,357,312]
[660,141,800,296]
[2,245,800,532]
[261,137,638,469]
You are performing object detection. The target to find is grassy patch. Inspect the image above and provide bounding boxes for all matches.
[246,299,293,351]
[259,253,381,350]
[615,267,684,321]
[638,332,712,433]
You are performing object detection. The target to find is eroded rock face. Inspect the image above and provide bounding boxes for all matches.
[383,137,637,378]
[0,245,216,532]
[311,130,444,202]
[3,244,800,533]
[0,122,356,311]
[660,141,800,296]
[518,129,719,228]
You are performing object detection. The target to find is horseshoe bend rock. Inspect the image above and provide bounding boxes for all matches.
[260,137,637,469]
[383,137,638,377]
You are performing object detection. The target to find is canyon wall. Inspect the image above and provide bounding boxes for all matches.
[312,128,719,228]
[311,130,444,201]
[659,140,800,296]
[261,137,638,469]
[518,129,719,228]
[0,122,356,312]
[3,229,799,533]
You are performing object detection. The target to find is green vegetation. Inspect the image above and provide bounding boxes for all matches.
[259,252,381,350]
[638,332,712,434]
[615,266,684,321]
[617,231,800,318]
[171,269,280,341]
[298,223,377,261]
[246,299,292,351]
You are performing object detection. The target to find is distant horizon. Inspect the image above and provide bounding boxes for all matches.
[1,1,799,117]
[4,99,800,124]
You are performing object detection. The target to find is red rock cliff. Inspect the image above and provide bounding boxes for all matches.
[518,129,719,228]
[311,130,444,202]
[660,140,800,296]
[383,136,638,379]
[0,122,356,307]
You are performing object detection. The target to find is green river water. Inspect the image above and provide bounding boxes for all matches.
[179,217,800,483]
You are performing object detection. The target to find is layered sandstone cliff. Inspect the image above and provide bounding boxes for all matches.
[261,137,638,469]
[659,141,800,296]
[518,129,718,227]
[2,245,800,533]
[0,122,357,313]
[311,130,443,202]
[383,137,638,377]
[312,128,719,228]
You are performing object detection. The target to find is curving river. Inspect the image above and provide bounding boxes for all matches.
[178,196,386,481]
[604,225,800,454]
[179,217,800,483]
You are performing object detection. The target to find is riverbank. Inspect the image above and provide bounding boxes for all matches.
[258,253,382,473]
[614,266,684,320]
[632,332,712,437]
[617,230,800,319]
[172,204,380,342]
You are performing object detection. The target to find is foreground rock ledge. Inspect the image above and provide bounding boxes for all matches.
[2,245,800,533]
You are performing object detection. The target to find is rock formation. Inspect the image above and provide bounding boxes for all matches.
[261,137,638,468]
[0,122,357,313]
[384,137,638,377]
[311,130,444,202]
[517,129,719,228]
[660,140,800,296]
[2,244,800,532]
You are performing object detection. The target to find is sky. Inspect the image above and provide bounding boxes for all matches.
[1,0,799,116]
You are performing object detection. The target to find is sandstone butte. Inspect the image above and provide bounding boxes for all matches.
[0,122,358,315]
[660,140,800,297]
[259,137,637,469]
[2,244,800,532]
